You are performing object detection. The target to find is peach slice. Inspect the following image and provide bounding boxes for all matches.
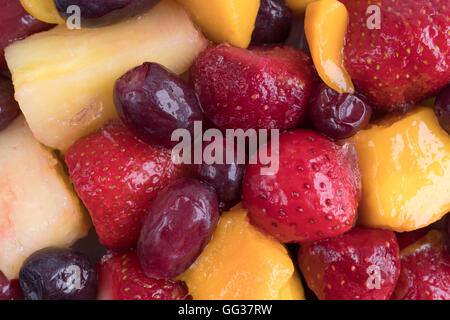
[177,204,305,300]
[305,0,354,93]
[0,116,90,279]
[176,0,260,48]
[350,107,450,232]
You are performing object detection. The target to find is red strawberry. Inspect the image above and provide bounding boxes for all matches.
[65,120,186,249]
[396,228,431,250]
[97,250,191,300]
[392,230,450,300]
[341,0,450,110]
[242,130,360,243]
[0,270,23,300]
[191,44,316,131]
[298,227,400,300]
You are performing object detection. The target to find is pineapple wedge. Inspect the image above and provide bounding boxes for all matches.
[0,116,90,279]
[5,0,207,151]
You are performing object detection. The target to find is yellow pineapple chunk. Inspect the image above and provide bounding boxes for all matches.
[0,117,90,279]
[5,0,207,151]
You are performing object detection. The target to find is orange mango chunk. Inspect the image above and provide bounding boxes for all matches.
[287,0,317,16]
[20,0,65,24]
[305,0,354,93]
[176,0,260,48]
[177,204,305,300]
[350,107,450,232]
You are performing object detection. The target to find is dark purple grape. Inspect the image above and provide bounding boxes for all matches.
[19,247,97,300]
[434,84,450,134]
[114,62,204,149]
[444,214,450,254]
[251,0,292,45]
[0,75,20,132]
[309,83,372,140]
[192,136,246,211]
[138,178,219,279]
[54,0,160,27]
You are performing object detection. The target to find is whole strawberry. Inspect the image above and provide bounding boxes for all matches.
[392,230,450,300]
[298,227,401,300]
[242,130,360,243]
[65,120,186,249]
[342,0,450,110]
[191,44,316,131]
[97,250,191,300]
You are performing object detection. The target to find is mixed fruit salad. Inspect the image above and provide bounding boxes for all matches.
[0,0,449,301]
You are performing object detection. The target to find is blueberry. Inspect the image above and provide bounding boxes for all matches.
[19,247,97,300]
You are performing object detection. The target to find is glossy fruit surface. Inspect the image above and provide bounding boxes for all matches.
[305,0,354,93]
[243,130,360,243]
[20,0,65,24]
[177,0,260,48]
[392,230,450,300]
[350,107,450,231]
[0,75,20,132]
[19,247,97,300]
[309,83,372,139]
[65,120,187,249]
[341,0,449,110]
[0,0,52,69]
[114,62,204,148]
[97,250,191,300]
[192,136,246,211]
[138,178,219,279]
[5,0,207,151]
[177,204,305,300]
[251,0,292,45]
[298,227,400,300]
[191,44,316,132]
[435,84,450,134]
[0,271,23,300]
[54,0,160,27]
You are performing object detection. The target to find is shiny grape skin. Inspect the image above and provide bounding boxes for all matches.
[0,75,21,131]
[114,62,204,149]
[192,136,246,212]
[54,0,160,27]
[0,0,53,69]
[19,247,97,300]
[434,84,450,134]
[309,83,373,140]
[251,0,292,45]
[138,178,219,279]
